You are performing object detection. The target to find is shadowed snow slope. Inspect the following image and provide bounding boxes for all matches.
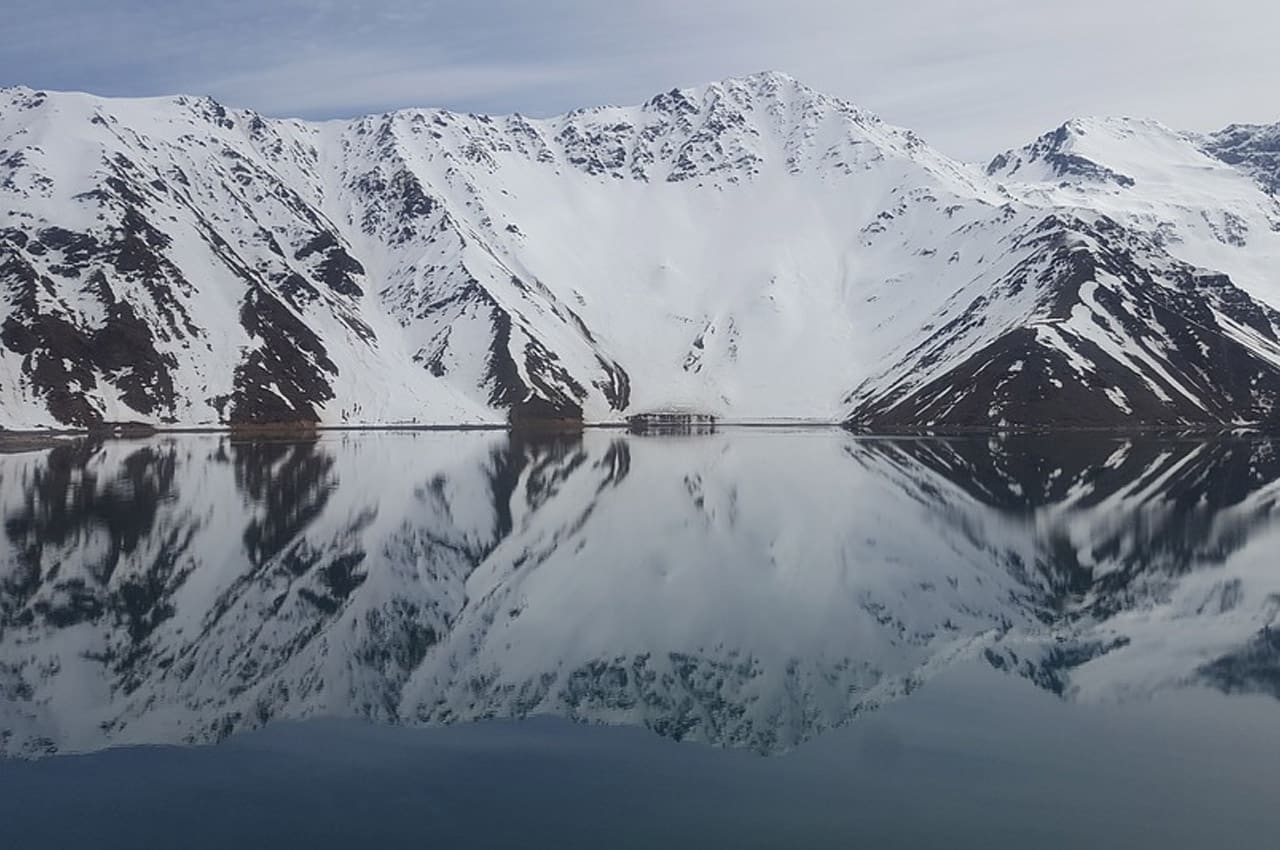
[3,75,1280,428]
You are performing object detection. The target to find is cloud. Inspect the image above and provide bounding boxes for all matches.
[1,0,1278,160]
[198,52,583,117]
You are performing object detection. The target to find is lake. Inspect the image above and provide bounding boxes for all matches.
[1,429,1279,848]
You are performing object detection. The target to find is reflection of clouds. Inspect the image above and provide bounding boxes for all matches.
[1,431,1279,758]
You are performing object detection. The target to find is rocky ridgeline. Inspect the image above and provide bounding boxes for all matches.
[2,76,1280,430]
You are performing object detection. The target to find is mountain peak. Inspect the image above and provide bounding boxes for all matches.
[1204,121,1280,195]
[985,116,1187,187]
[6,75,1280,432]
[719,69,805,90]
[642,69,814,108]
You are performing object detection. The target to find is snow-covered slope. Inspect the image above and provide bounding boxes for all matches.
[2,430,1277,757]
[3,75,1280,429]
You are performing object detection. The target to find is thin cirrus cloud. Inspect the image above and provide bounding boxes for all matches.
[1,0,1278,160]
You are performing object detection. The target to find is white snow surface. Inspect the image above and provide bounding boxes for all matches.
[2,74,1280,428]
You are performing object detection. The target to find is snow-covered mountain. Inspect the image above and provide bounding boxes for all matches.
[3,73,1280,429]
[2,430,1278,757]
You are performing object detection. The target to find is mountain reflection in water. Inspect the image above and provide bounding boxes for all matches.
[2,429,1279,758]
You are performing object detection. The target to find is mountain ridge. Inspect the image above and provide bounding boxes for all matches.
[3,74,1280,430]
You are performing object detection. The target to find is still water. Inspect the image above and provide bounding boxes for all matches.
[1,429,1279,848]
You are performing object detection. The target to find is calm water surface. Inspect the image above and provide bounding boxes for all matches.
[1,429,1279,848]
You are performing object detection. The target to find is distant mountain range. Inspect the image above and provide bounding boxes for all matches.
[3,72,1280,430]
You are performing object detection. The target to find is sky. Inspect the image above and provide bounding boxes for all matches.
[1,0,1277,161]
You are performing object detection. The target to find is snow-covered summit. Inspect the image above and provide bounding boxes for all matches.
[1204,121,1280,195]
[2,75,1280,430]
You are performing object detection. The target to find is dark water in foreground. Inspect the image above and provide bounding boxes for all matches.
[1,429,1279,848]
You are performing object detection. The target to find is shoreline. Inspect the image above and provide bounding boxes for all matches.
[1,419,1278,451]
